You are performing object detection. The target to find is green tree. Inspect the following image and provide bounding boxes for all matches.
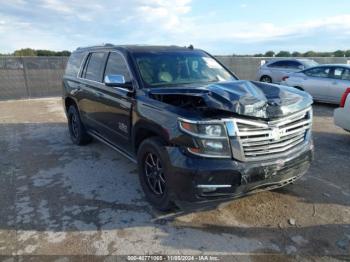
[276,51,291,57]
[303,51,317,57]
[37,49,56,56]
[14,48,37,56]
[345,50,350,57]
[265,51,275,57]
[57,50,71,56]
[292,51,302,57]
[334,50,345,57]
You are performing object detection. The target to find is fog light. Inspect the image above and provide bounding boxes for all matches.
[203,140,224,150]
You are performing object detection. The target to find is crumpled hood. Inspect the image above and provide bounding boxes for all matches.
[148,80,313,119]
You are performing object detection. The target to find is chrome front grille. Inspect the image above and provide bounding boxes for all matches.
[227,108,312,162]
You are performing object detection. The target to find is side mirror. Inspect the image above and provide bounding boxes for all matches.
[298,65,305,70]
[104,74,133,90]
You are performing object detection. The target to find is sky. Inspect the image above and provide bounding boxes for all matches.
[1,0,350,54]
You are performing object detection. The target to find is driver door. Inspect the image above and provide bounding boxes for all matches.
[92,51,134,151]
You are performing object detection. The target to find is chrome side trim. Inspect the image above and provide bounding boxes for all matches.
[197,185,232,188]
[87,131,137,163]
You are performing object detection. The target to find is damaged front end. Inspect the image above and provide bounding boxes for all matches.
[148,79,313,161]
[145,80,314,205]
[148,80,313,119]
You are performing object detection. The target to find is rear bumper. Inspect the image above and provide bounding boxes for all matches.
[164,142,313,209]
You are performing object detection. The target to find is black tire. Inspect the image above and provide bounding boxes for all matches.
[137,137,173,211]
[260,75,272,83]
[67,105,92,145]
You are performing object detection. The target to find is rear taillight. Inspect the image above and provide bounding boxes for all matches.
[340,88,350,108]
[282,76,289,81]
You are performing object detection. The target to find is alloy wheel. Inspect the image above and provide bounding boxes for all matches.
[71,114,79,138]
[144,152,166,195]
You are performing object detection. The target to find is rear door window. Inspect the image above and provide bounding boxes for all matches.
[332,67,345,79]
[285,61,302,69]
[304,67,331,78]
[342,68,350,81]
[83,52,108,82]
[268,61,288,68]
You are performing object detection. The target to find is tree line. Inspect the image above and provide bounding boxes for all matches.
[233,50,350,57]
[0,48,71,56]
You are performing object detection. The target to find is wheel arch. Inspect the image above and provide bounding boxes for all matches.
[132,121,170,154]
[260,75,272,82]
[64,96,78,114]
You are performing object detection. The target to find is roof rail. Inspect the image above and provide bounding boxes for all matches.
[76,43,115,50]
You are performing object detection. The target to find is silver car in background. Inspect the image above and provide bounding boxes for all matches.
[256,58,318,84]
[281,64,350,104]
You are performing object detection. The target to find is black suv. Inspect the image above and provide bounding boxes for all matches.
[63,44,314,211]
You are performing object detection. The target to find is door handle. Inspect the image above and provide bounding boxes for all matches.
[70,87,81,95]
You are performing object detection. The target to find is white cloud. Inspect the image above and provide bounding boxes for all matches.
[0,0,350,54]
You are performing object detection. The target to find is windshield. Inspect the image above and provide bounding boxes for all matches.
[133,51,236,87]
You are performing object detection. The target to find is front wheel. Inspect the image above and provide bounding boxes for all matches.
[137,137,173,211]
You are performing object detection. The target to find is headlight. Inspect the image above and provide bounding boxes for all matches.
[179,119,231,158]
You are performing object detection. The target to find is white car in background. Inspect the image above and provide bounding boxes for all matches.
[281,64,350,104]
[256,58,318,84]
[334,88,350,132]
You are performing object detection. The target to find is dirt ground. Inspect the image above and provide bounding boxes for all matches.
[0,98,349,260]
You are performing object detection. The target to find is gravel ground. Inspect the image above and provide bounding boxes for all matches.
[0,98,349,260]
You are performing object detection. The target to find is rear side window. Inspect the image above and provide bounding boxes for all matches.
[65,52,85,77]
[268,61,287,68]
[342,69,350,81]
[268,60,301,69]
[333,67,345,79]
[84,52,108,82]
[104,52,131,82]
[285,61,302,69]
[304,67,331,78]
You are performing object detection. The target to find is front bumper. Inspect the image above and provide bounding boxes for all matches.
[164,142,313,209]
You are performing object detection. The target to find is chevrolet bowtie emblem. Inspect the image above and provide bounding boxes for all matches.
[270,127,282,140]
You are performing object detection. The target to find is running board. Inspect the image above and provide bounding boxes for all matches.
[87,131,137,163]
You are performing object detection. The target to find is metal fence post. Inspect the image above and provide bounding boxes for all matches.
[21,57,30,98]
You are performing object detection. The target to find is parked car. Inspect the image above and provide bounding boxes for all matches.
[281,64,350,104]
[257,58,318,84]
[63,44,314,211]
[334,88,350,132]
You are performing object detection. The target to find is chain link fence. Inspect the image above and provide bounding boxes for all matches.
[0,56,68,100]
[1,56,349,100]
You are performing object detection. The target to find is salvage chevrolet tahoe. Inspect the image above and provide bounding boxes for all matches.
[62,44,314,211]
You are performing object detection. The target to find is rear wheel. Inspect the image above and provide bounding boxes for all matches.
[137,137,173,211]
[260,75,272,83]
[67,105,92,145]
